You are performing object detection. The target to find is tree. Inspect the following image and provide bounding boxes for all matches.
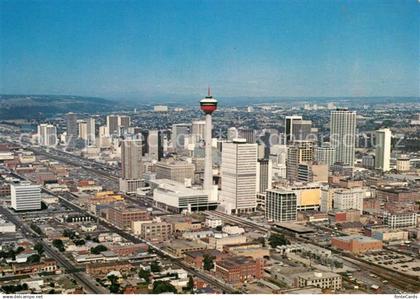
[74,239,85,246]
[30,223,43,236]
[90,245,108,254]
[52,239,65,252]
[27,254,41,264]
[256,237,266,247]
[268,234,289,248]
[333,260,343,268]
[150,261,161,273]
[183,276,194,293]
[152,281,177,294]
[203,255,215,271]
[34,243,44,255]
[138,269,151,283]
[107,274,120,294]
[63,229,76,239]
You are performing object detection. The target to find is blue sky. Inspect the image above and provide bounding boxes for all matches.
[0,0,418,98]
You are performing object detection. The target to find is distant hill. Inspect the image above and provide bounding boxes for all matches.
[0,95,120,119]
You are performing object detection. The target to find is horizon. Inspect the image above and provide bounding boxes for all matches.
[1,0,419,98]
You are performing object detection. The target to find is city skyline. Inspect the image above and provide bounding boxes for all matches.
[1,0,419,98]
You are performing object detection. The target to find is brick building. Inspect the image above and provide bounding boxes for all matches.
[107,205,150,229]
[215,256,264,284]
[331,235,382,253]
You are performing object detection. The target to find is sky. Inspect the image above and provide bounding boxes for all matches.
[0,0,419,99]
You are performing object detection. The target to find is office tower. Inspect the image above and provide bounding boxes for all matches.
[330,109,357,166]
[98,125,111,148]
[66,112,78,142]
[265,190,297,222]
[314,143,336,167]
[191,120,206,144]
[375,128,391,171]
[200,88,218,192]
[119,115,131,129]
[107,115,120,136]
[148,130,163,161]
[78,121,88,141]
[11,182,41,211]
[297,162,328,183]
[286,140,314,182]
[256,159,273,194]
[37,124,57,147]
[227,127,239,141]
[285,115,302,144]
[221,139,258,214]
[121,139,143,180]
[172,123,191,150]
[87,118,96,145]
[238,128,255,143]
[396,155,410,172]
[258,131,272,159]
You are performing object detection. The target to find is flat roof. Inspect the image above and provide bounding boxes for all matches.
[274,223,315,233]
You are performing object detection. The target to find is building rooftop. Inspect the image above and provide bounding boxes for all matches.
[334,235,380,243]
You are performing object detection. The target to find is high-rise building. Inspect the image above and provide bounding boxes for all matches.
[256,159,272,194]
[121,139,143,180]
[314,143,336,167]
[265,190,297,222]
[107,115,120,136]
[66,112,78,142]
[119,115,131,130]
[148,130,163,161]
[221,139,258,214]
[172,123,191,150]
[155,160,195,184]
[87,118,96,145]
[238,128,255,143]
[285,115,304,144]
[375,128,391,172]
[286,140,315,182]
[330,109,356,166]
[11,182,41,211]
[98,125,111,148]
[37,124,57,147]
[191,120,206,144]
[78,121,88,141]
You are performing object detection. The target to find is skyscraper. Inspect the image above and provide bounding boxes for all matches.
[171,123,191,150]
[66,112,78,142]
[330,109,357,166]
[87,118,96,146]
[107,115,120,136]
[78,120,88,141]
[121,139,143,180]
[119,115,131,129]
[256,159,273,194]
[286,140,315,182]
[148,130,163,161]
[37,124,57,147]
[285,115,302,144]
[221,139,258,214]
[375,128,391,171]
[191,120,206,144]
[238,128,256,144]
[314,143,336,167]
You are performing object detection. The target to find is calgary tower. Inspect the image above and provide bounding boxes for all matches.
[200,87,218,192]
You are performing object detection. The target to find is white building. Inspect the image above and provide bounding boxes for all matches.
[265,190,297,222]
[205,215,223,228]
[87,118,96,145]
[37,124,57,147]
[375,128,391,171]
[221,139,258,214]
[154,105,168,112]
[333,188,364,214]
[11,182,41,211]
[296,272,342,290]
[330,109,356,166]
[314,144,336,167]
[383,212,417,229]
[78,120,88,141]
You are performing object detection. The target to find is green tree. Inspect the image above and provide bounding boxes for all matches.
[107,275,120,294]
[183,276,194,293]
[150,261,161,273]
[152,281,177,294]
[138,269,151,283]
[52,239,65,252]
[30,223,43,235]
[90,245,108,254]
[268,233,289,248]
[27,254,41,264]
[203,255,215,271]
[34,243,44,255]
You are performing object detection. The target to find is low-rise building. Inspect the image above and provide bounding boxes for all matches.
[131,220,173,242]
[215,256,264,284]
[166,240,207,257]
[331,235,383,253]
[296,271,342,290]
[107,205,150,229]
[184,249,223,269]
